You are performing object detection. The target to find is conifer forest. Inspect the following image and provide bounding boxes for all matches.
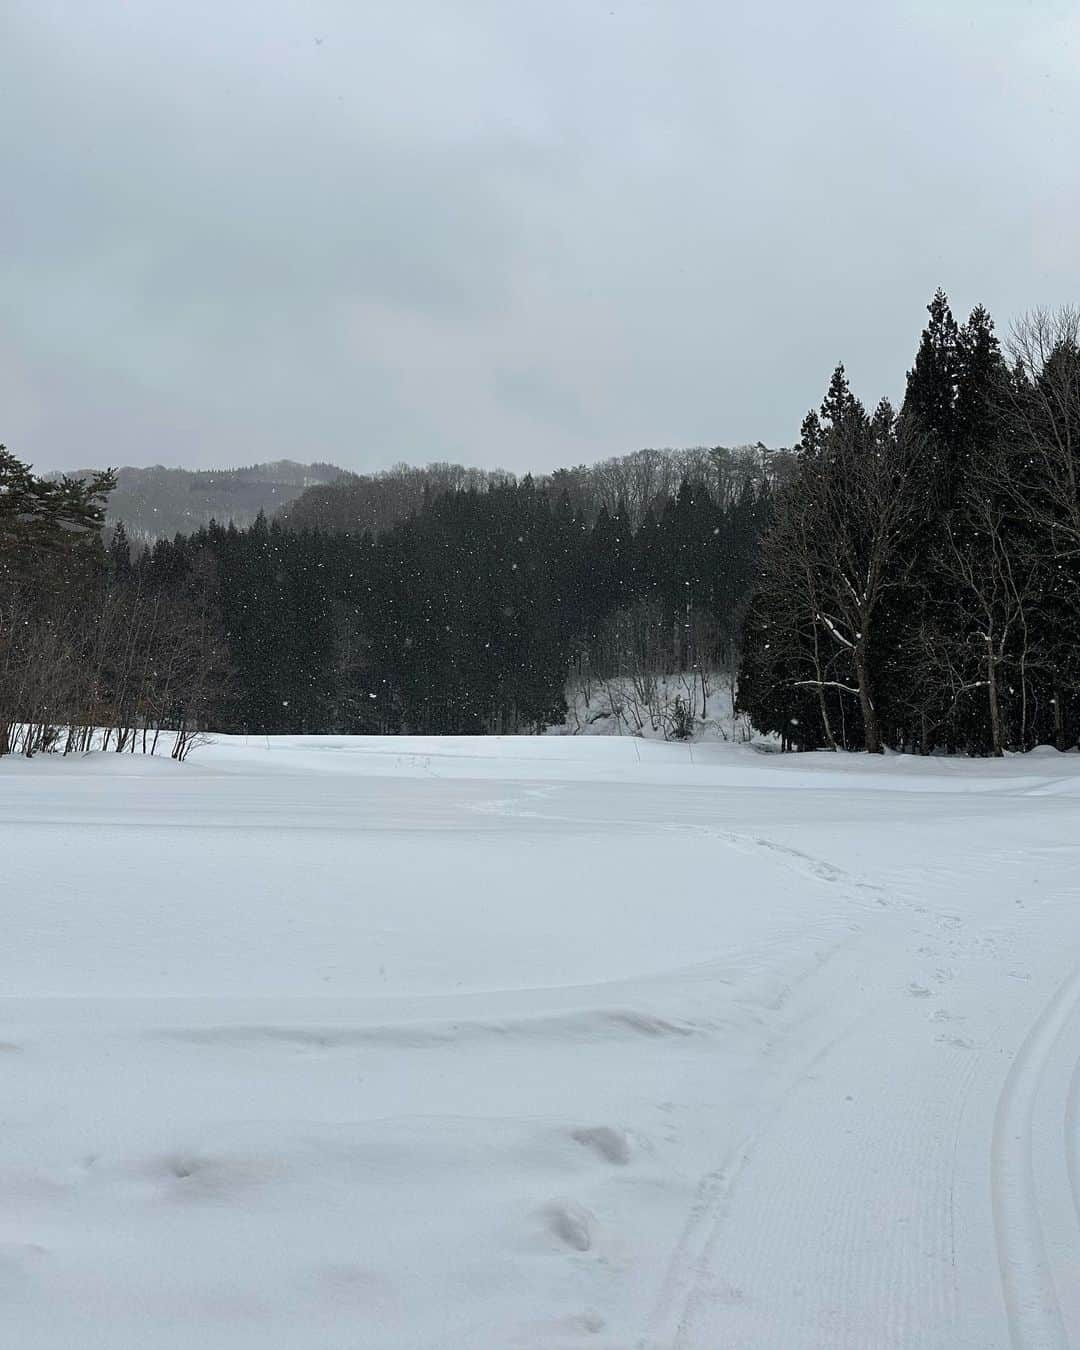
[4,291,1080,758]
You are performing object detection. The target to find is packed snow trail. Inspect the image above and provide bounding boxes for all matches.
[3,737,1080,1348]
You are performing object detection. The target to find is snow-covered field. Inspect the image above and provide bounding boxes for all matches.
[5,736,1080,1348]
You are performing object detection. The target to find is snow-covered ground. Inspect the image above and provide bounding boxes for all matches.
[555,670,751,742]
[4,736,1080,1348]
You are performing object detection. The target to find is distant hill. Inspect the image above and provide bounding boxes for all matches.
[56,460,353,541]
[280,446,791,536]
[280,462,514,536]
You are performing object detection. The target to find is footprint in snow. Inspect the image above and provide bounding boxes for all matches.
[543,1199,595,1252]
[908,983,933,998]
[935,1033,974,1051]
[571,1126,630,1166]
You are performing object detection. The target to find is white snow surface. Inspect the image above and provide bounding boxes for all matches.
[553,671,751,742]
[4,735,1080,1348]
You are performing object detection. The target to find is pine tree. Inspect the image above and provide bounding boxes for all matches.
[0,447,115,570]
[903,289,961,506]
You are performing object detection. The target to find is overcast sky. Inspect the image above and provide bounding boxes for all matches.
[3,1,1078,474]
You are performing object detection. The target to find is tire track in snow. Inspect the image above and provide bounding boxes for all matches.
[992,964,1080,1350]
[1068,1052,1080,1244]
[639,936,877,1350]
[637,1134,756,1349]
[655,992,962,1349]
[636,835,904,1350]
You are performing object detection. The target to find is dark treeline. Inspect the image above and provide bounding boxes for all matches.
[1,445,773,751]
[0,448,224,759]
[139,470,771,736]
[738,293,1080,755]
[13,287,1076,758]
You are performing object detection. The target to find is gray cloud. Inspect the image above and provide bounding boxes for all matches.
[3,0,1078,473]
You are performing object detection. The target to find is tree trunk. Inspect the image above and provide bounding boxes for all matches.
[815,684,838,751]
[986,644,1004,758]
[854,644,882,753]
[811,625,838,750]
[1053,683,1066,753]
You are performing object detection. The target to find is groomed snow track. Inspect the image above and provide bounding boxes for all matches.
[993,966,1080,1350]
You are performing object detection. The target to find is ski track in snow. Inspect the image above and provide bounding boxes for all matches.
[992,966,1080,1350]
[1070,1056,1080,1233]
[4,735,1080,1348]
[645,904,1080,1350]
